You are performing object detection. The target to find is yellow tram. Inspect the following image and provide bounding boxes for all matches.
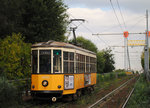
[31,40,97,101]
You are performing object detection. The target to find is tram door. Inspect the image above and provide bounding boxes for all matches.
[53,50,61,73]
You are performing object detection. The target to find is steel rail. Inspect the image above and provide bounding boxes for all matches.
[122,75,141,108]
[121,88,134,108]
[88,77,136,108]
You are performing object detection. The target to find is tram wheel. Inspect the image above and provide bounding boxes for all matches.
[77,90,82,97]
[72,93,78,101]
[88,87,93,94]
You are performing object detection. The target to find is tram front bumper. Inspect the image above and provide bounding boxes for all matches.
[31,90,63,99]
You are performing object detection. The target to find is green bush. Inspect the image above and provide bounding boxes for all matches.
[97,71,127,86]
[0,77,19,108]
[0,33,31,80]
[118,72,126,77]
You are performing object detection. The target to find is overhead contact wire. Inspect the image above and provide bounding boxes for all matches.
[116,0,127,30]
[68,12,111,48]
[109,0,124,31]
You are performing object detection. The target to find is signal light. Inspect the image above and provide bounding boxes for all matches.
[54,50,61,55]
[56,52,59,55]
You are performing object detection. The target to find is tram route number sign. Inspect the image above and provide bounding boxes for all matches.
[64,75,74,89]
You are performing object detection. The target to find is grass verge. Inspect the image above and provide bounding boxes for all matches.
[126,74,150,108]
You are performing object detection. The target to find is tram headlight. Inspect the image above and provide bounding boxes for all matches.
[42,80,48,87]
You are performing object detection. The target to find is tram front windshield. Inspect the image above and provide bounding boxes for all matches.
[39,50,51,74]
[53,50,61,73]
[32,49,61,74]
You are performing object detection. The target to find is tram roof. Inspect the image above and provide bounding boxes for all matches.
[32,40,96,55]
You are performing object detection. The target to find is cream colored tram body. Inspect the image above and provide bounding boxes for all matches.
[31,41,97,101]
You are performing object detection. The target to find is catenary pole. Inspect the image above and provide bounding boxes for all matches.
[144,10,150,81]
[124,37,126,71]
[127,38,131,70]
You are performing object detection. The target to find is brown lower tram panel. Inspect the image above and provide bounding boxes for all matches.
[99,78,137,108]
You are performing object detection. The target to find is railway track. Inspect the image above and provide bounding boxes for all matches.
[88,76,138,108]
[122,75,141,108]
[121,88,135,108]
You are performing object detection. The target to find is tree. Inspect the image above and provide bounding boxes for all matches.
[97,51,105,73]
[0,33,31,79]
[0,0,68,43]
[141,49,150,69]
[70,36,98,53]
[97,49,115,73]
[103,48,115,73]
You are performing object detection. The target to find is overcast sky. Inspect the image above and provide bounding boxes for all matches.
[63,0,150,71]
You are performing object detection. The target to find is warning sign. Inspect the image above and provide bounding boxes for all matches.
[123,31,129,38]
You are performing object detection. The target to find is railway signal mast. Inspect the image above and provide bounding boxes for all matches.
[144,10,150,81]
[123,31,131,71]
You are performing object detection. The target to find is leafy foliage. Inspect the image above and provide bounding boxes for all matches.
[97,71,126,83]
[103,48,115,73]
[70,36,98,53]
[0,77,19,107]
[0,0,68,43]
[0,33,31,79]
[97,48,115,73]
[97,51,105,73]
[141,49,150,69]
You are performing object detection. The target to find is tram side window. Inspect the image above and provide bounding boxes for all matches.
[70,52,74,73]
[76,54,79,73]
[64,52,68,73]
[53,50,61,73]
[94,58,97,73]
[90,57,96,73]
[90,57,93,73]
[70,52,74,60]
[77,54,81,73]
[64,52,68,60]
[39,50,51,74]
[64,62,68,73]
[77,54,85,73]
[82,55,85,73]
[86,56,90,73]
[70,62,74,73]
[76,62,79,73]
[63,52,74,73]
[32,50,38,73]
[90,64,93,73]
